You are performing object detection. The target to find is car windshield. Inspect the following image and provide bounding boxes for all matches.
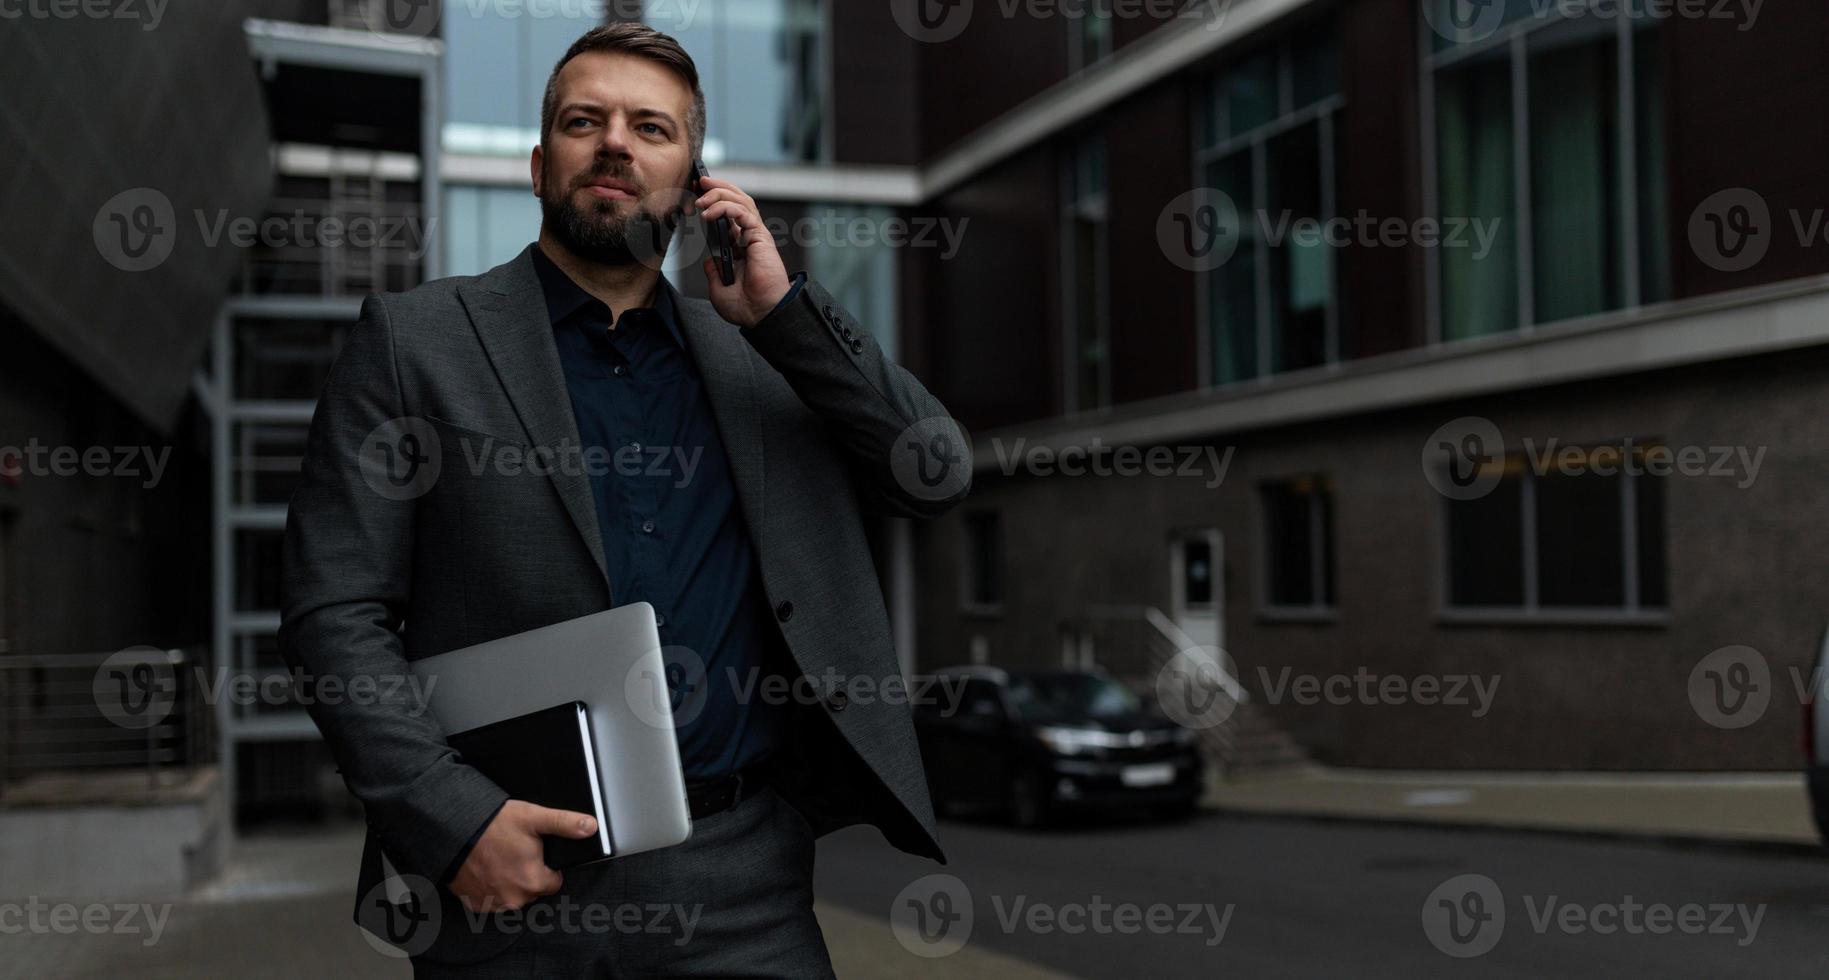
[1006,673,1143,723]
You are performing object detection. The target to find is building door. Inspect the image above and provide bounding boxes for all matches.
[1170,530,1223,651]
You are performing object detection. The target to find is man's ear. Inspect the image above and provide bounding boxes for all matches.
[530,143,544,197]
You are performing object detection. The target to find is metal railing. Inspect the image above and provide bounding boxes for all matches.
[0,648,213,797]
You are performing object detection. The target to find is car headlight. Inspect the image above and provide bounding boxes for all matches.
[1034,726,1106,755]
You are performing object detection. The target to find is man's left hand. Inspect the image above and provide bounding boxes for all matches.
[692,176,792,329]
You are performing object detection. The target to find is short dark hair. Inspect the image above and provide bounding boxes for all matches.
[540,23,707,161]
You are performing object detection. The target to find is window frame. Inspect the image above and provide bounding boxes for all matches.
[1435,447,1670,626]
[1420,3,1659,344]
[960,510,1006,617]
[1256,474,1340,622]
[1060,135,1112,414]
[1191,35,1345,390]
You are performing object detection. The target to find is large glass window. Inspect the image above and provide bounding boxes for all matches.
[1197,27,1341,386]
[441,1,825,165]
[1442,446,1667,613]
[664,0,826,164]
[444,186,542,277]
[1063,138,1110,412]
[1427,4,1668,340]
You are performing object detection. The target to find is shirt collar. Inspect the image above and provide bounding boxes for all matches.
[530,242,684,349]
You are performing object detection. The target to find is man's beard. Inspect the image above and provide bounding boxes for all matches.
[540,159,679,266]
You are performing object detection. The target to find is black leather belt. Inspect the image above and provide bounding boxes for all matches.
[685,757,774,821]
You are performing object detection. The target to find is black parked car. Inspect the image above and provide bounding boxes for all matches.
[913,666,1205,827]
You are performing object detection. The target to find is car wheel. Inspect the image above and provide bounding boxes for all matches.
[1009,771,1049,829]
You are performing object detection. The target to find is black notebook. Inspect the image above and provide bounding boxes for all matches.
[447,701,613,868]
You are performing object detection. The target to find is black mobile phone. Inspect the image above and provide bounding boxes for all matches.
[692,158,738,286]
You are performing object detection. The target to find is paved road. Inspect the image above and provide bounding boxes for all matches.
[814,811,1829,978]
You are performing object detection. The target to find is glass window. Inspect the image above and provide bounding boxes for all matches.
[1069,0,1113,72]
[442,5,607,155]
[1182,538,1214,607]
[1262,476,1336,610]
[444,186,542,277]
[1197,27,1341,386]
[1444,446,1667,612]
[963,511,1003,609]
[1064,138,1109,412]
[668,0,826,164]
[1428,5,1670,338]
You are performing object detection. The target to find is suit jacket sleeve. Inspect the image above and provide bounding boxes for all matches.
[741,276,973,518]
[279,294,509,881]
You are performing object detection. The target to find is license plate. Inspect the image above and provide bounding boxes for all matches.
[1120,763,1175,787]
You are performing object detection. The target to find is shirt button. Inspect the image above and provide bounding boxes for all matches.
[613,365,627,377]
[826,689,849,712]
[641,520,656,534]
[655,613,667,627]
[774,600,794,623]
[631,442,642,453]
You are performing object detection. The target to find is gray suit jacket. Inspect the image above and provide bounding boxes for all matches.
[280,245,969,962]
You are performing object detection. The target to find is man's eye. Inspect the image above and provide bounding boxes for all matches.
[567,118,592,129]
[639,123,665,136]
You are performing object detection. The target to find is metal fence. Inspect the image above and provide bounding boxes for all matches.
[0,648,213,797]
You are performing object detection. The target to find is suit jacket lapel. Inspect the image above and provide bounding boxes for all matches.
[672,286,767,544]
[457,246,611,591]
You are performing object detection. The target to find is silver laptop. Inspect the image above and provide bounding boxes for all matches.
[406,602,692,859]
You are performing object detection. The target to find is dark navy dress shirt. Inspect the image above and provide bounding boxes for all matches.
[530,244,799,782]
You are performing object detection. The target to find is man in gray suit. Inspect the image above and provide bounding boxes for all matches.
[280,23,971,977]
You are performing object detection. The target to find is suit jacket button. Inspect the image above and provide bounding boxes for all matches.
[827,689,849,711]
[775,600,794,623]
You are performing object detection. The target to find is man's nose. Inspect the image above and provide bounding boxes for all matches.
[595,118,635,159]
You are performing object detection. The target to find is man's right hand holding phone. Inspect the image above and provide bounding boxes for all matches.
[448,800,600,913]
